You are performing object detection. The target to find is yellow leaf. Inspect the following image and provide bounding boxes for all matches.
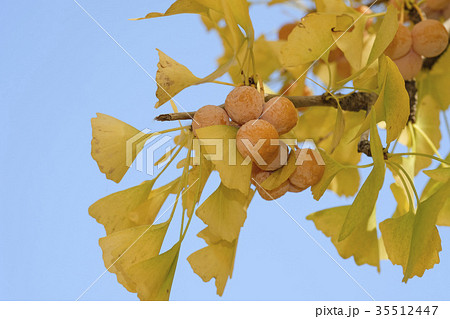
[99,221,170,292]
[196,125,252,195]
[182,159,213,217]
[261,150,297,191]
[311,149,345,200]
[328,168,360,197]
[196,184,254,242]
[128,178,181,226]
[131,0,210,20]
[355,56,410,144]
[154,49,201,108]
[307,205,380,269]
[365,6,398,67]
[338,5,398,84]
[89,180,155,234]
[281,13,353,66]
[380,181,450,282]
[424,167,450,183]
[127,242,181,300]
[413,81,442,174]
[91,113,151,183]
[339,111,385,240]
[420,47,450,110]
[421,154,450,226]
[187,227,238,296]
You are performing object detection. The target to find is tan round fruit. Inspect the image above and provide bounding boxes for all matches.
[236,119,279,165]
[256,141,289,171]
[328,47,344,63]
[385,24,412,60]
[393,49,423,80]
[225,86,264,125]
[192,105,229,135]
[278,23,297,40]
[336,57,352,79]
[289,149,325,189]
[411,20,449,57]
[426,0,449,10]
[355,5,374,28]
[257,180,289,201]
[260,97,298,135]
[288,183,306,193]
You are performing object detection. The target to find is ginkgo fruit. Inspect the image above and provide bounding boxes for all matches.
[289,149,325,189]
[256,141,289,171]
[192,105,229,135]
[411,20,449,57]
[225,86,264,125]
[384,24,412,60]
[236,119,279,165]
[329,48,352,79]
[288,183,305,193]
[426,0,449,10]
[278,22,297,40]
[260,97,298,135]
[393,49,423,80]
[355,5,374,28]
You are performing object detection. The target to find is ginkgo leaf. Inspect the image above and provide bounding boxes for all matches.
[307,205,380,269]
[154,49,201,108]
[89,180,155,234]
[424,167,450,183]
[420,47,450,111]
[128,178,181,226]
[91,113,151,183]
[99,221,171,292]
[261,150,297,191]
[281,13,353,66]
[328,168,360,197]
[380,181,450,282]
[127,242,181,301]
[339,111,385,241]
[182,159,213,217]
[196,184,254,242]
[311,149,346,200]
[196,125,252,195]
[421,155,450,227]
[355,56,410,144]
[187,227,238,296]
[131,0,210,20]
[338,5,398,84]
[315,0,353,13]
[413,81,442,175]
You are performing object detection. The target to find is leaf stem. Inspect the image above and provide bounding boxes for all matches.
[388,152,449,166]
[386,161,415,213]
[412,124,442,159]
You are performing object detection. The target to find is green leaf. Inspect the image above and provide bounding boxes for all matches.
[196,184,254,242]
[127,242,181,300]
[99,221,171,292]
[196,125,252,195]
[91,113,151,183]
[307,205,380,269]
[89,180,155,234]
[339,111,385,241]
[380,181,450,282]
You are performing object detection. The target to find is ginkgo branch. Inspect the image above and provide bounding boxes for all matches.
[155,92,377,121]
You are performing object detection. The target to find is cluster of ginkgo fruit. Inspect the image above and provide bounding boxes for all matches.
[191,86,325,201]
[420,0,450,20]
[386,0,449,79]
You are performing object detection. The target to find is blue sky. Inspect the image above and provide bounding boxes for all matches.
[1,1,449,301]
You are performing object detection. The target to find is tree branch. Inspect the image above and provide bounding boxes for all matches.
[155,92,377,121]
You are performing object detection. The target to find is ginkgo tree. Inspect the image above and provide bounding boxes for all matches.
[89,0,450,300]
